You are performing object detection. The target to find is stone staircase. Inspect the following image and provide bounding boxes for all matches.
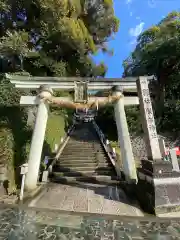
[51,122,119,185]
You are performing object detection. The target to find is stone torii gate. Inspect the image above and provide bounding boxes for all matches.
[6,74,180,214]
[6,74,142,190]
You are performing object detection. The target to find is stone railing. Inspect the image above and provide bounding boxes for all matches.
[92,121,122,178]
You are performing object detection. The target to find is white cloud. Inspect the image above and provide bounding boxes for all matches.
[130,39,137,45]
[129,22,145,37]
[126,0,133,16]
[126,0,132,4]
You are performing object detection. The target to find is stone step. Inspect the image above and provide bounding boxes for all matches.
[68,140,98,143]
[61,151,97,155]
[52,169,115,177]
[57,158,97,163]
[66,145,102,149]
[63,147,104,151]
[50,122,118,186]
[61,150,96,154]
[70,131,96,135]
[68,140,101,143]
[54,164,98,170]
[59,154,105,160]
[63,148,102,152]
[66,142,97,145]
[64,148,96,151]
[58,159,109,165]
[63,150,105,154]
[57,156,110,162]
[55,162,112,168]
[56,157,110,163]
[51,175,120,185]
[53,166,97,172]
[67,141,98,144]
[68,139,101,142]
[55,162,111,167]
[64,146,104,153]
[58,156,97,161]
[56,159,97,164]
[53,165,114,172]
[63,148,105,153]
[68,142,100,145]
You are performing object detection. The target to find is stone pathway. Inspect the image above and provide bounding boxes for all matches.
[0,205,180,239]
[27,183,144,216]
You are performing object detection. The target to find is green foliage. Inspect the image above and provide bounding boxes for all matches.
[95,105,117,141]
[0,77,70,190]
[157,100,180,134]
[96,105,143,140]
[0,30,30,57]
[123,11,180,79]
[0,0,119,191]
[0,106,31,190]
[125,106,142,135]
[0,75,30,190]
[0,0,119,76]
[0,128,15,192]
[0,1,9,11]
[0,77,29,107]
[123,10,180,110]
[122,11,180,134]
[45,114,66,151]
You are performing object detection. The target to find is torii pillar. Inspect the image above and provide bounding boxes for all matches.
[25,85,53,190]
[112,86,137,182]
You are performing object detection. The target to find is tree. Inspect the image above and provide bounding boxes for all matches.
[0,0,119,191]
[0,0,119,77]
[123,11,180,117]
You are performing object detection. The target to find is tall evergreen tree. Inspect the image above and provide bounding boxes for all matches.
[0,0,119,76]
[122,11,180,131]
[123,11,180,115]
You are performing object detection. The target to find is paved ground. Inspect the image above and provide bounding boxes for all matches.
[0,205,180,239]
[27,183,144,216]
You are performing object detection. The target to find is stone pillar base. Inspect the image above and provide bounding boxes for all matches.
[136,159,180,215]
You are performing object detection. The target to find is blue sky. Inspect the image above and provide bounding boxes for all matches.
[94,0,180,77]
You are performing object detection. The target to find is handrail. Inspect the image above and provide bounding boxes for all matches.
[92,120,122,178]
[92,121,116,164]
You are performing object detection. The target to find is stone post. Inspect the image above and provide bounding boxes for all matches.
[169,149,180,172]
[25,85,53,191]
[136,76,180,215]
[112,86,137,182]
[158,139,166,157]
[136,76,162,161]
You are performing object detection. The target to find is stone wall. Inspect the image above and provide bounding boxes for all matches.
[131,134,180,160]
[131,135,147,160]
